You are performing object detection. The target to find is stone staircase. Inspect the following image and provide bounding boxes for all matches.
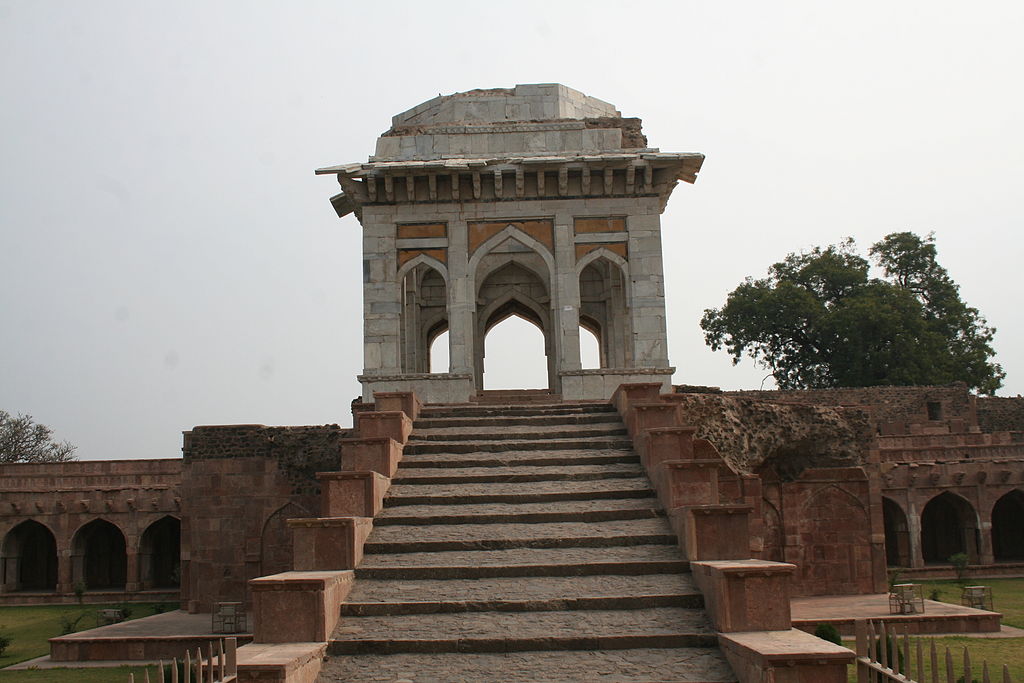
[316,401,736,683]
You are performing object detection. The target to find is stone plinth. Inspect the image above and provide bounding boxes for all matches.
[354,411,412,444]
[236,641,326,683]
[691,559,795,633]
[317,471,389,517]
[675,504,753,561]
[718,629,852,683]
[287,517,372,571]
[249,571,353,644]
[372,391,422,420]
[339,437,402,478]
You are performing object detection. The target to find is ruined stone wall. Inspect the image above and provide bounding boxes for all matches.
[668,392,873,478]
[180,424,349,612]
[977,395,1024,432]
[717,384,976,429]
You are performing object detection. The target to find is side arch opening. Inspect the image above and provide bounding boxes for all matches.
[1,520,57,592]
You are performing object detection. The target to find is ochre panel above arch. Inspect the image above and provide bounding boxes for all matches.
[397,223,447,239]
[574,217,626,234]
[468,220,553,254]
[575,243,627,261]
[398,248,447,267]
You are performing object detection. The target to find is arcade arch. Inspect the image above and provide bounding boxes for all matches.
[139,516,181,589]
[881,497,910,567]
[992,489,1024,561]
[72,519,127,590]
[920,492,979,564]
[1,520,57,591]
[399,261,449,374]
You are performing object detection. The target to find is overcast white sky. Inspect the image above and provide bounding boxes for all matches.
[2,1,1022,461]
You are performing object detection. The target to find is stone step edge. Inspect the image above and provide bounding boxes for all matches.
[409,428,629,442]
[392,471,643,485]
[413,414,623,428]
[327,633,719,655]
[396,454,638,468]
[374,507,664,526]
[384,488,654,505]
[355,560,690,580]
[365,533,678,554]
[340,593,703,616]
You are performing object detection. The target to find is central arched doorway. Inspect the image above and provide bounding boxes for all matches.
[474,260,552,391]
[139,516,181,589]
[72,519,127,590]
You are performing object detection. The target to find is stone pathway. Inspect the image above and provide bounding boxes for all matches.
[317,401,736,682]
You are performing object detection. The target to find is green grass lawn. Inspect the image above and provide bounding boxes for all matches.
[843,577,1024,682]
[0,602,177,682]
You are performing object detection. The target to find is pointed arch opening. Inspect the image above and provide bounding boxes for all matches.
[2,520,57,592]
[72,519,127,590]
[139,516,181,589]
[260,502,309,577]
[475,260,552,391]
[578,256,631,368]
[992,489,1024,561]
[399,261,449,374]
[882,497,911,567]
[920,492,979,564]
[579,323,601,370]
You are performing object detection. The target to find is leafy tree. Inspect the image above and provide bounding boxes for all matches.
[0,411,77,463]
[701,232,1004,394]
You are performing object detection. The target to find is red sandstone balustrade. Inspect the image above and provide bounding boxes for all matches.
[690,559,795,633]
[373,391,422,421]
[611,382,663,417]
[317,471,389,517]
[249,570,354,644]
[718,629,852,683]
[339,437,403,478]
[674,504,753,561]
[287,517,373,571]
[644,426,697,480]
[355,411,413,443]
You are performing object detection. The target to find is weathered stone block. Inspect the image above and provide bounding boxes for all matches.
[317,471,389,517]
[287,517,373,571]
[249,571,353,644]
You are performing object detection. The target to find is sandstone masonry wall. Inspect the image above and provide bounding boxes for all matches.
[181,424,350,612]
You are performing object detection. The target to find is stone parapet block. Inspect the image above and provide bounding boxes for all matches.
[339,437,402,478]
[674,504,753,561]
[718,629,852,683]
[287,517,373,571]
[355,411,413,444]
[317,471,389,517]
[660,459,723,510]
[644,427,699,492]
[373,391,422,420]
[250,571,354,644]
[610,382,663,417]
[236,641,327,683]
[628,402,681,452]
[691,559,795,633]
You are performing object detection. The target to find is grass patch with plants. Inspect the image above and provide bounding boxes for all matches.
[0,602,178,671]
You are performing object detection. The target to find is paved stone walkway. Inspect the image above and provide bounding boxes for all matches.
[317,401,736,682]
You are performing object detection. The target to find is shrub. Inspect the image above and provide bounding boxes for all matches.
[929,588,942,601]
[73,581,87,604]
[59,612,86,635]
[814,623,843,646]
[0,629,12,657]
[948,553,970,584]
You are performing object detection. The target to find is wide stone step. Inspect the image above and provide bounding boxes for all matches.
[414,412,623,429]
[343,573,700,613]
[367,516,674,548]
[397,448,638,468]
[410,423,628,442]
[385,478,653,505]
[317,647,737,682]
[374,499,663,526]
[419,402,616,418]
[392,462,644,485]
[403,436,634,454]
[328,607,717,654]
[357,544,686,576]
